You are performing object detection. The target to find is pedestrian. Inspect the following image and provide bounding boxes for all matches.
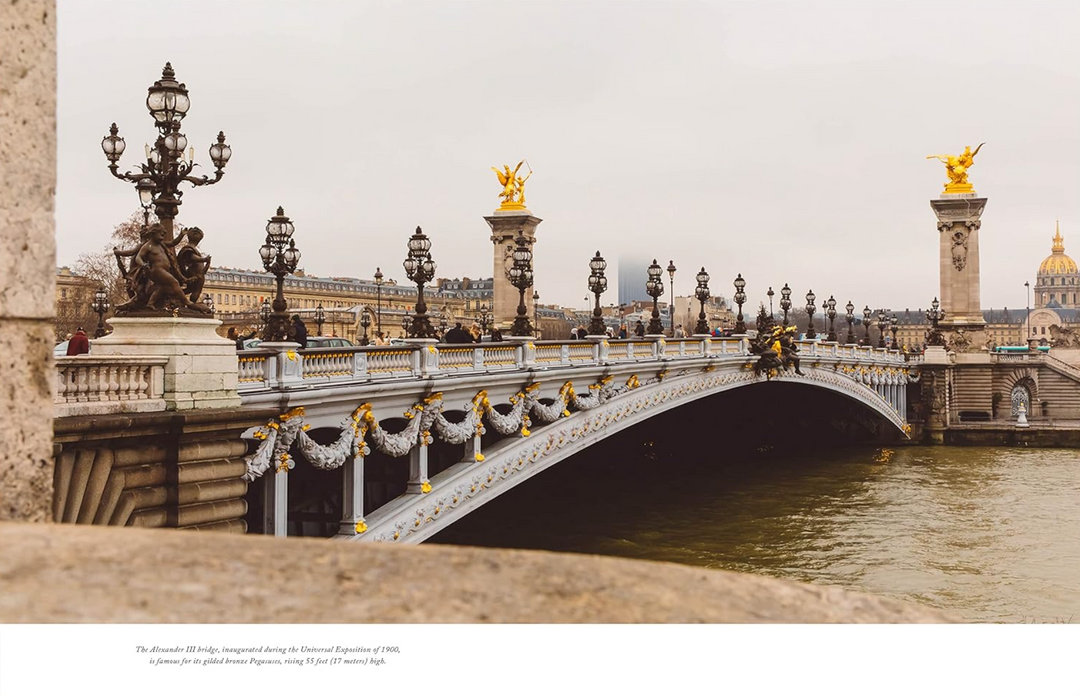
[618,324,628,339]
[490,326,504,342]
[470,323,483,342]
[67,327,90,356]
[443,322,472,344]
[577,325,587,339]
[634,320,645,337]
[569,327,578,340]
[674,324,686,338]
[228,326,257,351]
[374,331,389,346]
[291,314,308,348]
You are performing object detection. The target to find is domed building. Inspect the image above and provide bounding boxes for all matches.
[1034,223,1080,309]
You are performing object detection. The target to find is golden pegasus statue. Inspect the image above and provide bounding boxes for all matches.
[490,160,532,210]
[927,143,985,194]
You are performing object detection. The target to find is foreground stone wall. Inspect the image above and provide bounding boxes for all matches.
[0,523,954,623]
[0,0,57,521]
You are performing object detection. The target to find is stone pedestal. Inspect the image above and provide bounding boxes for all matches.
[484,209,541,330]
[93,317,241,411]
[931,193,987,328]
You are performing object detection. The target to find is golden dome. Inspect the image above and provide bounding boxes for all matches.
[1038,222,1078,275]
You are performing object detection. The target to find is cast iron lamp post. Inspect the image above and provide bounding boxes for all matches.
[400,315,411,337]
[826,295,838,342]
[258,207,301,342]
[877,309,888,348]
[101,63,231,241]
[767,286,775,318]
[844,300,855,345]
[587,251,609,336]
[733,273,747,334]
[532,290,540,334]
[805,289,817,339]
[314,303,326,336]
[374,267,384,335]
[479,303,491,335]
[360,312,371,345]
[646,260,665,335]
[91,287,110,338]
[890,313,900,350]
[402,226,437,339]
[202,294,214,316]
[926,297,946,346]
[862,306,872,344]
[780,283,792,326]
[259,298,271,328]
[694,267,711,336]
[666,260,677,337]
[437,315,448,337]
[507,233,534,337]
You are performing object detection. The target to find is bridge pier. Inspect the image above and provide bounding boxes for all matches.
[339,454,365,536]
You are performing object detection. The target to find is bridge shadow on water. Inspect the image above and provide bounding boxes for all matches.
[428,381,905,564]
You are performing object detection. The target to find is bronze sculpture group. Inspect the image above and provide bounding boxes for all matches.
[749,308,803,379]
[113,222,212,316]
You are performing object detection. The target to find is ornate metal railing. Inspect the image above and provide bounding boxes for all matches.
[54,356,169,416]
[236,337,907,394]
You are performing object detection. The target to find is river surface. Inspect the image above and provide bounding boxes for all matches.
[432,446,1080,622]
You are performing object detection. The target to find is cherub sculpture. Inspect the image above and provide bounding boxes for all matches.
[113,223,211,315]
[176,226,212,304]
[926,143,984,193]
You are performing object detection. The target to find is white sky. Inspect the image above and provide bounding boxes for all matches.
[56,0,1080,312]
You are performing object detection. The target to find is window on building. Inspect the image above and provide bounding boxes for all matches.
[61,288,67,300]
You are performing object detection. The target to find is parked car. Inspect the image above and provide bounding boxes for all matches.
[306,336,354,349]
[240,338,263,351]
[389,338,407,346]
[54,341,69,357]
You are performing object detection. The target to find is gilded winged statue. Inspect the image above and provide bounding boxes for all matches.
[927,143,985,193]
[490,160,531,209]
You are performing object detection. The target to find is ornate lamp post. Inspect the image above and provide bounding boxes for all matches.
[646,260,665,335]
[101,63,231,241]
[400,315,411,337]
[862,306,872,344]
[258,207,301,342]
[507,233,535,337]
[360,312,371,345]
[532,290,540,334]
[804,289,817,339]
[374,267,384,335]
[259,297,271,328]
[479,303,491,335]
[890,313,900,350]
[202,294,215,316]
[587,251,609,336]
[733,273,747,334]
[91,286,110,338]
[844,300,856,345]
[437,315,448,337]
[694,267,711,336]
[666,260,677,337]
[767,286,775,318]
[877,309,888,348]
[780,283,792,326]
[402,226,438,339]
[314,303,326,336]
[926,297,946,346]
[826,295,838,342]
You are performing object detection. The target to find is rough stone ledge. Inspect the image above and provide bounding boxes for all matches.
[0,523,955,623]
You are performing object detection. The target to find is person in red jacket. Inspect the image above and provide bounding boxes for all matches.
[66,328,90,356]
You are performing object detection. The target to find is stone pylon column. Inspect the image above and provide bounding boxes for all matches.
[484,210,541,330]
[931,193,987,347]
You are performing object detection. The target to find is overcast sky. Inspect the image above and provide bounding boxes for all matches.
[57,0,1079,312]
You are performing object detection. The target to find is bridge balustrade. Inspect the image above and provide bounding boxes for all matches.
[54,356,168,416]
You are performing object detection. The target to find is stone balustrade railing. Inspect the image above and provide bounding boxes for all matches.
[54,356,169,417]
[236,337,906,394]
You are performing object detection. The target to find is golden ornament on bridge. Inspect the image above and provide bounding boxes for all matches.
[491,159,532,210]
[926,143,984,194]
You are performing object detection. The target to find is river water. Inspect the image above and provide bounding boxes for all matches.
[432,445,1080,622]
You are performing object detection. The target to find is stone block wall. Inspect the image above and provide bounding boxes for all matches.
[0,0,57,521]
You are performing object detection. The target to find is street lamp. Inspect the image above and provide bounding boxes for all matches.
[437,314,448,337]
[694,267,711,336]
[890,313,900,350]
[402,225,438,339]
[862,306,872,345]
[646,260,665,335]
[314,303,326,336]
[202,294,215,316]
[91,286,110,338]
[767,286,775,318]
[733,273,747,334]
[374,267,384,335]
[360,312,371,345]
[1025,280,1031,342]
[877,309,888,348]
[666,260,677,337]
[507,233,535,337]
[479,303,492,335]
[532,290,540,335]
[926,297,946,346]
[805,289,817,339]
[844,300,855,345]
[260,297,271,327]
[826,295,838,342]
[101,63,230,241]
[587,251,609,336]
[779,283,792,326]
[258,206,301,342]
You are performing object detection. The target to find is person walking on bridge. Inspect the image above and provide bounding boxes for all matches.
[443,322,472,344]
[66,327,90,356]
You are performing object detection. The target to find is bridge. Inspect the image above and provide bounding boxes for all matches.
[224,336,916,542]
